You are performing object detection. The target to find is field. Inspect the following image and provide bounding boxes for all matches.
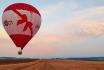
[0,60,104,70]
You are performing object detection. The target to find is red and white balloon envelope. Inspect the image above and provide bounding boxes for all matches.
[2,3,41,55]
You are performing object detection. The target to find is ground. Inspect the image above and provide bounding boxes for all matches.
[0,60,104,70]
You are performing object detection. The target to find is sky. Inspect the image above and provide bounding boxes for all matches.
[0,0,104,58]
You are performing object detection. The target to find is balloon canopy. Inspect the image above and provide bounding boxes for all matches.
[2,3,41,55]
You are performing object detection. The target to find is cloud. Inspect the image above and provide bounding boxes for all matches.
[64,6,104,38]
[41,1,79,16]
[40,1,104,41]
[33,6,104,46]
[40,1,66,18]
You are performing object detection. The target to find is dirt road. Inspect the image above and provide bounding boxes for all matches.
[0,60,104,70]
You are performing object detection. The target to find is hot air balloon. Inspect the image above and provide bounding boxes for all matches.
[2,3,41,55]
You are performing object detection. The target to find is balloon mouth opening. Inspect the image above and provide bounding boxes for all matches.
[18,50,22,55]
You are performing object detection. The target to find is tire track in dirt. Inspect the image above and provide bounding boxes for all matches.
[18,60,43,70]
[18,60,56,70]
[36,60,55,70]
[0,60,40,70]
[15,61,39,70]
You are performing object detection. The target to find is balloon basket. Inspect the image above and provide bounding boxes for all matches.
[18,50,22,55]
